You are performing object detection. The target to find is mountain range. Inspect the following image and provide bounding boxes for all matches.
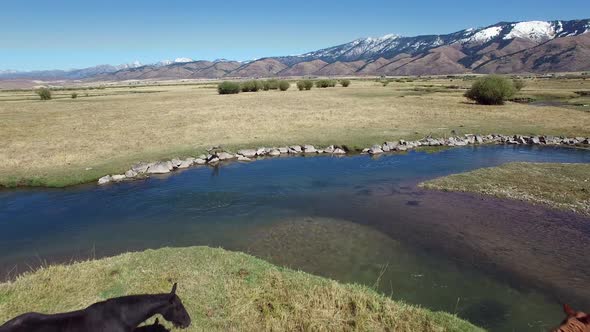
[1,19,589,82]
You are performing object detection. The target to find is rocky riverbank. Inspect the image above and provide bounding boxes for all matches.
[98,134,590,185]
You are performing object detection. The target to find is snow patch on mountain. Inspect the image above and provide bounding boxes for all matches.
[503,21,556,41]
[466,26,502,43]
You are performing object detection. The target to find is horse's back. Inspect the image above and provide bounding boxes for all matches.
[0,311,90,332]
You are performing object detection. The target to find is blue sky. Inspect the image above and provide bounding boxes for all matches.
[1,0,587,71]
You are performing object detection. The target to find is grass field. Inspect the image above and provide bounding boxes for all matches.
[0,247,482,331]
[420,162,590,216]
[1,77,589,187]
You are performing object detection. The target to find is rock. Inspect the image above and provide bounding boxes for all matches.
[278,147,289,154]
[324,145,335,153]
[475,135,484,144]
[384,141,398,150]
[171,159,182,168]
[396,145,408,151]
[583,138,590,145]
[530,136,541,144]
[208,157,220,164]
[268,149,281,156]
[147,162,173,174]
[454,138,467,146]
[216,152,235,161]
[125,170,138,178]
[333,148,346,154]
[131,163,150,174]
[369,145,383,154]
[98,175,112,185]
[289,145,302,153]
[178,158,195,169]
[197,154,207,160]
[237,156,251,162]
[466,135,476,144]
[111,174,126,182]
[381,144,391,152]
[303,145,317,153]
[193,158,205,165]
[238,149,257,158]
[256,148,267,156]
[316,150,324,154]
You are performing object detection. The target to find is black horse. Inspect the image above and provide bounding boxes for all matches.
[0,283,190,332]
[133,318,170,332]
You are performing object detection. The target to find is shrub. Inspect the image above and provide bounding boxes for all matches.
[240,80,263,92]
[382,80,390,87]
[513,79,525,91]
[340,79,351,87]
[217,81,241,95]
[278,80,290,91]
[36,87,52,100]
[316,79,336,88]
[263,79,279,90]
[71,92,78,99]
[303,80,313,90]
[464,75,516,105]
[297,81,305,91]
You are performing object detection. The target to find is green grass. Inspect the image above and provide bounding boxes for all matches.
[0,247,482,331]
[420,162,590,216]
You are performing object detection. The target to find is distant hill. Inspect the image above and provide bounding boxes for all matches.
[1,19,589,82]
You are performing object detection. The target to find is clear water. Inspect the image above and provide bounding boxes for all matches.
[1,145,590,332]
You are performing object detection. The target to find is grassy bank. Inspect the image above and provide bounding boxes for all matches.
[1,78,590,187]
[420,162,590,216]
[0,247,482,331]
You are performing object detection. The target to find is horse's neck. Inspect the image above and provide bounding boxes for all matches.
[100,294,170,327]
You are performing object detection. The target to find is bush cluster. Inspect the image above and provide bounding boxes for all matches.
[340,79,351,87]
[36,87,52,100]
[71,92,78,99]
[217,81,241,95]
[217,80,291,95]
[241,80,263,92]
[297,80,314,91]
[315,79,337,88]
[464,75,516,105]
[262,79,279,91]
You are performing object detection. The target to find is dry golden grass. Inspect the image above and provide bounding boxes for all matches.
[1,79,589,186]
[420,162,590,215]
[0,247,482,331]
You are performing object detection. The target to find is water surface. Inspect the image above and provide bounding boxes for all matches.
[1,145,590,331]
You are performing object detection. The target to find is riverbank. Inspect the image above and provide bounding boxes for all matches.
[1,78,589,187]
[420,162,590,216]
[0,246,482,331]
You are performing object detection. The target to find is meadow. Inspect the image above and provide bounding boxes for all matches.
[1,76,589,187]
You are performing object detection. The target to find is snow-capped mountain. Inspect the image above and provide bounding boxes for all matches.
[1,18,589,81]
[156,58,194,66]
[277,19,590,64]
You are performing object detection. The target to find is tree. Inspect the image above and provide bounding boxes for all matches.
[464,75,516,105]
